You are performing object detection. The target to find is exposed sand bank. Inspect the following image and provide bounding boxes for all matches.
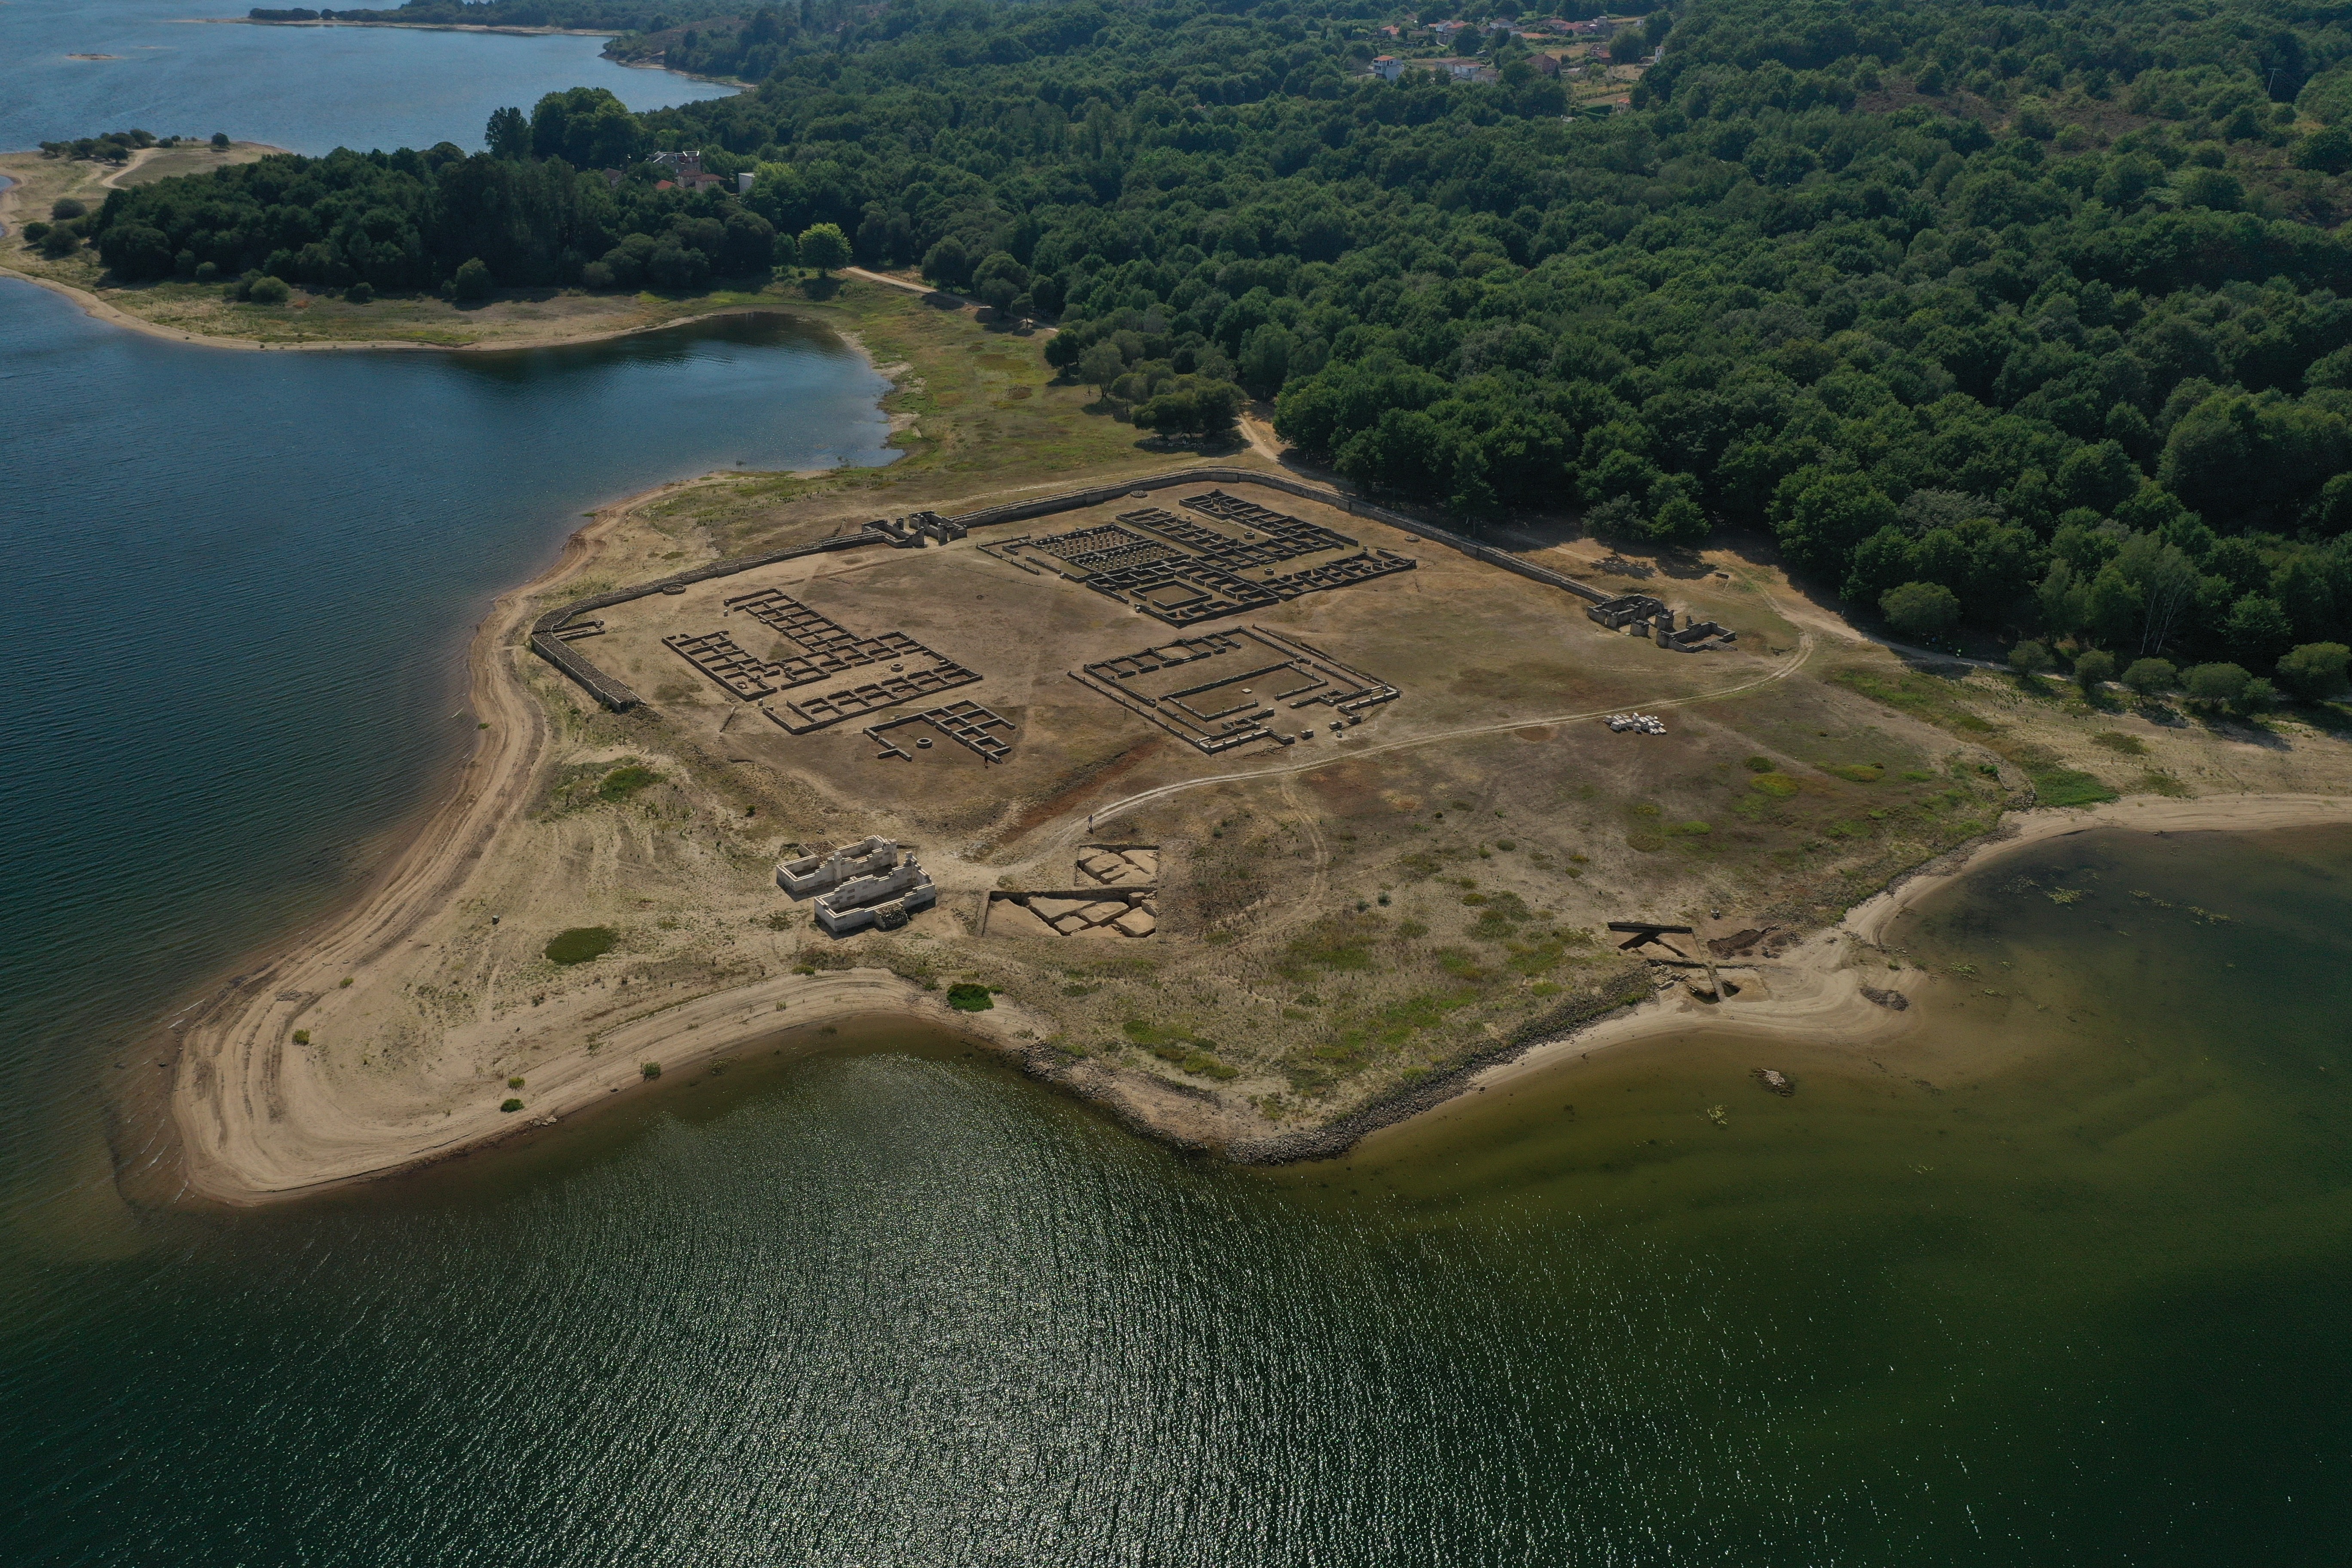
[1452,792,2352,1107]
[129,273,2352,1203]
[158,489,1065,1206]
[163,460,2349,1204]
[0,265,808,354]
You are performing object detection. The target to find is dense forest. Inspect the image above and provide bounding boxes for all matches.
[85,0,2352,683]
[247,0,753,29]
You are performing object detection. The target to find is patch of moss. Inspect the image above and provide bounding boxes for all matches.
[946,983,995,1012]
[1279,915,1383,976]
[545,926,617,965]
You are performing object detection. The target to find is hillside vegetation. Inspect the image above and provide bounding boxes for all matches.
[46,0,2352,688]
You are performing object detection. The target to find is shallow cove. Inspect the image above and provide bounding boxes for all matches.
[5,827,2349,1562]
[0,284,893,1212]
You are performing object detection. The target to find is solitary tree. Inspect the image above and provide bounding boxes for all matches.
[920,235,972,290]
[453,256,494,301]
[797,223,849,275]
[2072,647,2117,689]
[2007,640,2052,675]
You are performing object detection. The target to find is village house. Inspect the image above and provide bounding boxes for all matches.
[647,149,728,193]
[1372,54,1405,79]
[1429,55,1498,82]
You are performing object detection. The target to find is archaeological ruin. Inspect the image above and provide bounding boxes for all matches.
[658,585,982,734]
[864,700,1016,763]
[775,835,938,934]
[1587,594,1737,652]
[981,845,1162,939]
[1070,626,1399,754]
[979,489,1417,627]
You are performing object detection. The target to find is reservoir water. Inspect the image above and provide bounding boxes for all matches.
[4,29,2350,1568]
[4,0,737,156]
[5,821,2349,1563]
[0,280,896,1211]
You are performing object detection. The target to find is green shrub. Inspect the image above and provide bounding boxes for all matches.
[2007,640,2052,674]
[346,280,373,303]
[2030,768,2118,808]
[2276,642,2350,699]
[1149,1041,1239,1079]
[1750,772,1800,798]
[640,1061,662,1079]
[291,1029,311,1045]
[500,1098,524,1113]
[453,256,494,300]
[2073,648,2117,688]
[946,983,995,1012]
[544,926,617,964]
[507,1075,525,1089]
[247,275,290,305]
[1820,762,1885,783]
[598,764,660,801]
[2121,658,2177,697]
[2184,662,2250,707]
[1743,754,1775,771]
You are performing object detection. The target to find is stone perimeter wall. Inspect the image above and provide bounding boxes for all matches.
[530,469,1611,712]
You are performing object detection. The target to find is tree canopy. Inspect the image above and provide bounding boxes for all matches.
[86,0,2352,678]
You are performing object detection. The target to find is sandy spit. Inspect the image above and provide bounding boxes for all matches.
[0,264,799,355]
[1464,792,2352,1102]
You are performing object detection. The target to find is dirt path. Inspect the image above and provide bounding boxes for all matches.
[1238,410,1285,463]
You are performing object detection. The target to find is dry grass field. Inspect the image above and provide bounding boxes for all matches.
[508,465,2077,1131]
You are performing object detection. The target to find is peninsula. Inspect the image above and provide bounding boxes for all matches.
[135,274,2352,1204]
[17,0,2350,1202]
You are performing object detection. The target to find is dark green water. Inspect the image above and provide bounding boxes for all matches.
[5,828,2348,1563]
[3,36,2348,1557]
[0,279,893,1222]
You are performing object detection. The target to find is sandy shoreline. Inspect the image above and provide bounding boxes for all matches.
[95,273,2342,1203]
[156,478,1069,1207]
[155,451,2352,1204]
[0,265,808,355]
[1460,791,2352,1104]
